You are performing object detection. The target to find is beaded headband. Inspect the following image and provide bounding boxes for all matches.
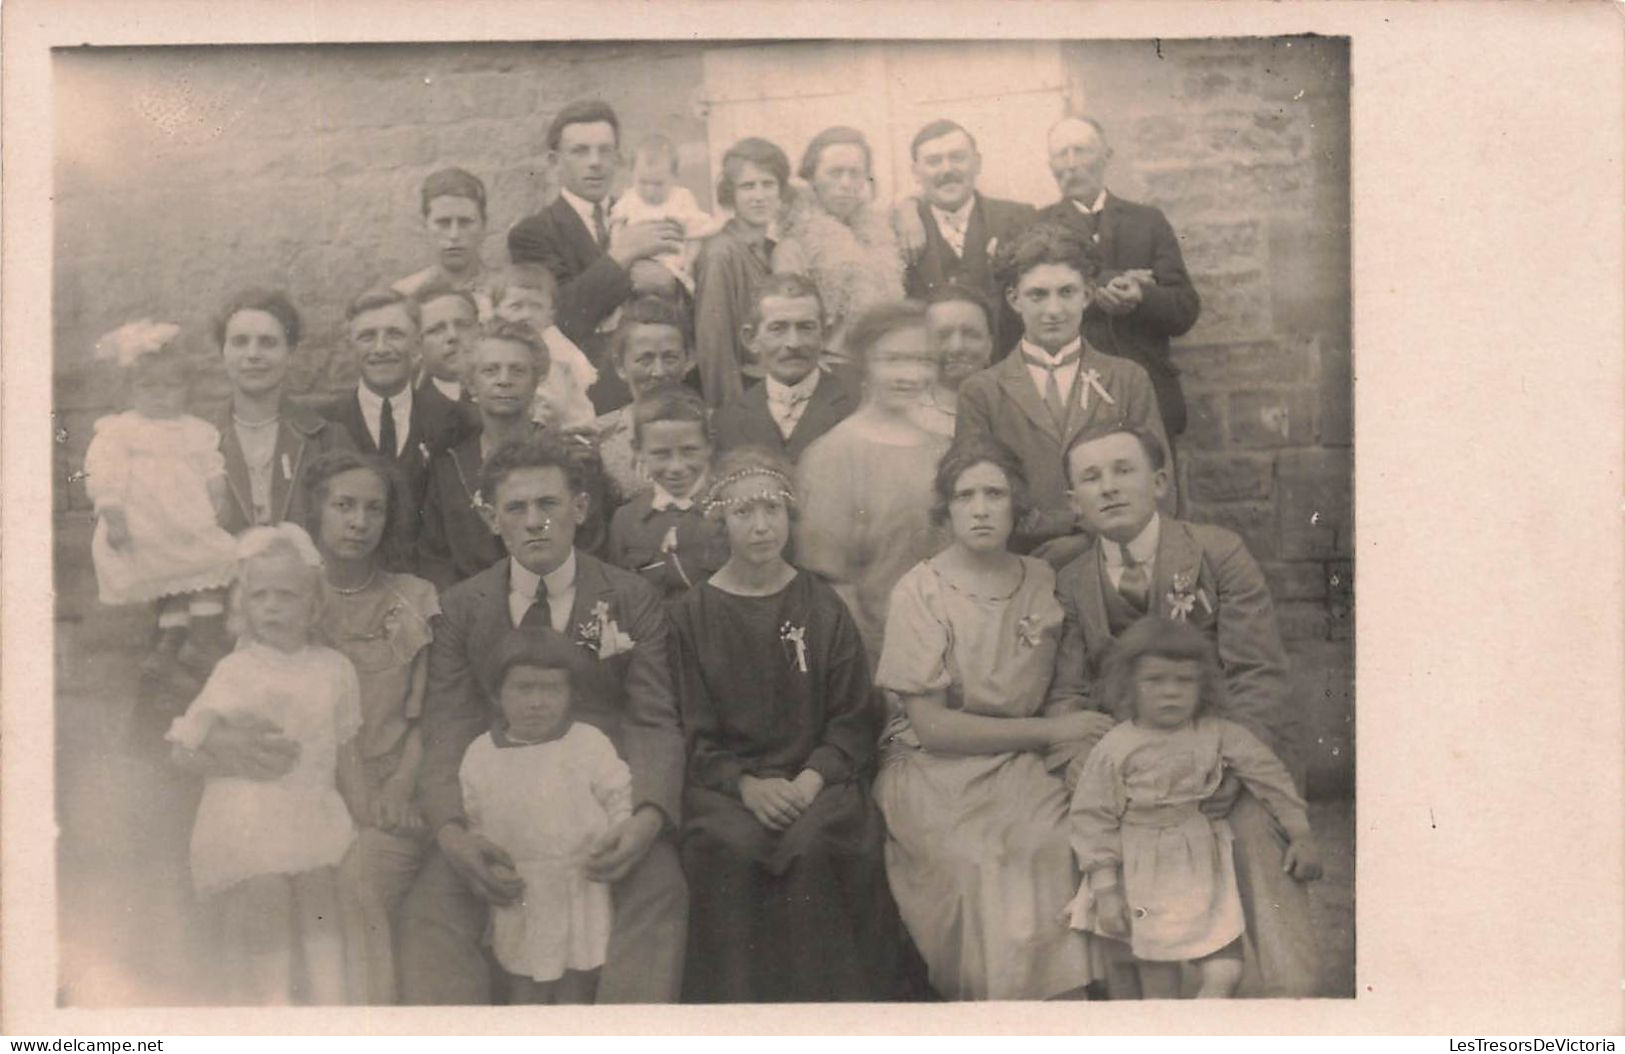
[703,466,798,515]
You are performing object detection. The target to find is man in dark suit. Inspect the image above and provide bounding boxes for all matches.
[507,99,684,412]
[399,435,687,1004]
[321,288,470,569]
[1037,116,1201,436]
[711,274,859,464]
[901,118,1037,358]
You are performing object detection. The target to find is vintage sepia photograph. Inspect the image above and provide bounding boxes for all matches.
[45,33,1355,1012]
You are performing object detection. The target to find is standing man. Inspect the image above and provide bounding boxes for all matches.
[399,435,687,1004]
[322,288,469,568]
[507,100,684,412]
[901,119,1036,357]
[1038,116,1201,437]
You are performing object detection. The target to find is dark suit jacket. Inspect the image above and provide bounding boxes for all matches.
[1046,517,1296,767]
[214,397,354,536]
[711,369,860,464]
[320,385,472,570]
[1037,193,1201,434]
[416,552,685,832]
[507,196,635,410]
[904,192,1036,357]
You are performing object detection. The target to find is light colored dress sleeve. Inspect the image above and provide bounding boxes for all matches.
[83,414,132,512]
[667,186,725,240]
[1068,727,1129,880]
[585,726,635,825]
[793,435,857,587]
[873,564,952,696]
[165,650,245,750]
[331,650,364,746]
[184,415,228,480]
[1212,717,1312,842]
[458,736,487,830]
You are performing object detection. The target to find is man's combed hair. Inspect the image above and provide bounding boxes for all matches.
[547,99,620,152]
[910,118,976,160]
[346,286,419,328]
[473,319,552,380]
[746,273,826,329]
[419,166,488,220]
[479,434,585,503]
[612,295,693,362]
[1062,423,1168,482]
[631,382,710,447]
[992,221,1101,293]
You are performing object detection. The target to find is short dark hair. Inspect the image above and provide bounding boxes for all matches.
[1062,423,1168,485]
[611,295,693,365]
[746,273,825,330]
[547,99,620,152]
[419,166,488,221]
[910,118,977,160]
[470,319,552,380]
[843,300,930,372]
[214,287,302,350]
[490,628,584,701]
[993,222,1101,294]
[1100,615,1223,724]
[480,434,584,504]
[929,433,1034,530]
[716,137,791,209]
[412,280,480,317]
[346,286,420,328]
[631,382,710,448]
[797,126,872,183]
[926,281,995,328]
[301,449,409,571]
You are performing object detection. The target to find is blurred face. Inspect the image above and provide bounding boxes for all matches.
[553,120,619,203]
[129,352,189,420]
[1133,655,1202,731]
[495,285,555,331]
[718,475,791,569]
[488,465,586,576]
[637,419,710,500]
[912,128,981,211]
[1066,431,1168,543]
[728,159,782,230]
[1048,118,1112,205]
[749,295,823,385]
[927,299,994,388]
[1008,262,1090,353]
[467,337,542,420]
[633,155,675,205]
[947,460,1015,553]
[348,302,418,397]
[419,294,476,384]
[864,323,938,412]
[221,309,291,397]
[241,552,317,653]
[316,467,389,565]
[616,323,691,399]
[810,142,869,223]
[424,195,485,275]
[498,665,572,742]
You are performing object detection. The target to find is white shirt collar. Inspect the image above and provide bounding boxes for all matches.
[1071,190,1109,215]
[651,474,706,512]
[930,196,976,229]
[1103,512,1161,569]
[764,369,821,404]
[356,381,413,454]
[1018,337,1082,366]
[560,186,608,233]
[508,549,577,631]
[430,376,462,402]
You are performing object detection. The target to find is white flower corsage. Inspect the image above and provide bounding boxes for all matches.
[779,621,809,673]
[579,600,635,658]
[1016,614,1045,649]
[1166,571,1213,622]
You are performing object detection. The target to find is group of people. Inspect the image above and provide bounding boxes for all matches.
[80,97,1325,1007]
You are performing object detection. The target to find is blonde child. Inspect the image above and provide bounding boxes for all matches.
[609,133,724,295]
[1067,616,1321,999]
[167,524,368,1004]
[489,262,600,431]
[84,320,237,671]
[459,628,634,1004]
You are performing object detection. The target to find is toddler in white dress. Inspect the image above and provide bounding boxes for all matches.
[610,133,724,295]
[460,628,633,1004]
[489,262,601,432]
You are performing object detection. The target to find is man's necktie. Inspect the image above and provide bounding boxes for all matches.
[940,211,967,258]
[592,201,610,249]
[1118,543,1150,613]
[378,397,397,458]
[769,390,810,438]
[1022,349,1080,429]
[521,582,553,631]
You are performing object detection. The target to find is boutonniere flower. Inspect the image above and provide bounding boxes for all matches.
[1166,571,1213,622]
[418,441,432,463]
[470,488,490,515]
[579,600,635,658]
[1078,368,1117,412]
[779,621,809,673]
[985,236,999,259]
[1015,613,1045,649]
[280,453,293,481]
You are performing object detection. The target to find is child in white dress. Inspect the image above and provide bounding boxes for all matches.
[610,133,724,295]
[84,320,238,671]
[489,262,601,432]
[459,628,634,1004]
[167,524,368,1005]
[1067,616,1322,999]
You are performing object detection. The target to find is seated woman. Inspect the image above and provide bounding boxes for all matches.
[671,446,901,1002]
[873,435,1111,1000]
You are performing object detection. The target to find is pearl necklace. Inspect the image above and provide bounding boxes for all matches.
[232,411,279,429]
[330,568,379,596]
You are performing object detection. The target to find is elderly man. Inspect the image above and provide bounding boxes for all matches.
[1037,116,1201,437]
[900,118,1036,358]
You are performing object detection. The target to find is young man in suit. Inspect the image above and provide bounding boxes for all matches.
[413,283,479,408]
[1037,116,1202,437]
[1046,424,1318,997]
[955,223,1171,567]
[901,119,1037,358]
[507,100,685,412]
[711,274,860,464]
[322,288,470,569]
[399,435,687,1005]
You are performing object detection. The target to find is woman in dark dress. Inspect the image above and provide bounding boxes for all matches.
[671,445,900,1002]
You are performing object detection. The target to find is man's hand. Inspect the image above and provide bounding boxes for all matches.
[786,768,826,811]
[1094,886,1131,940]
[739,774,806,832]
[201,712,300,781]
[891,198,927,261]
[1284,838,1324,882]
[1030,532,1094,572]
[438,822,525,905]
[608,219,683,268]
[629,259,679,297]
[1199,770,1243,819]
[371,775,424,835]
[583,806,662,884]
[1094,274,1145,316]
[102,507,132,551]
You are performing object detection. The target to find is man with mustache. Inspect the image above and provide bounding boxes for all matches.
[1037,116,1201,438]
[322,288,471,569]
[901,119,1036,358]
